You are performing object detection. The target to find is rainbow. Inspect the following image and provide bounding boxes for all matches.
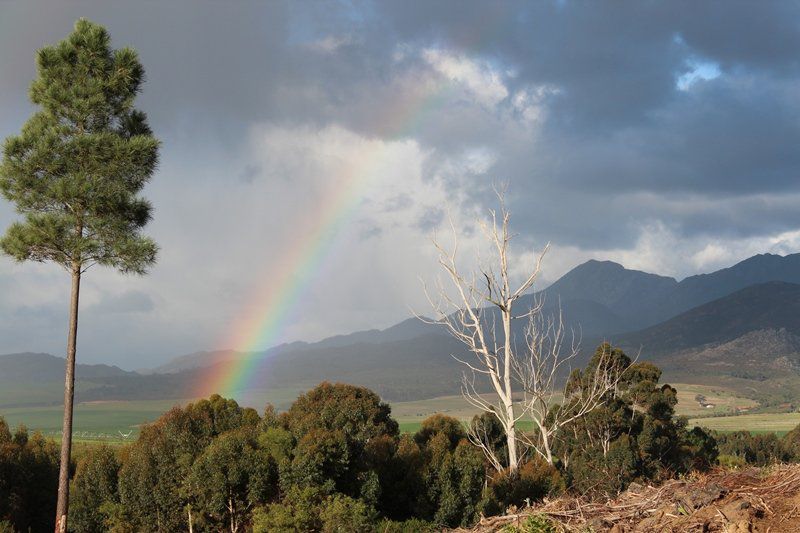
[195,42,505,399]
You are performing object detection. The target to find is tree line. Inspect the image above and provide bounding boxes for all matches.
[6,347,800,532]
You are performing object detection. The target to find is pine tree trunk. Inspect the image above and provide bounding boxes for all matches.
[54,266,81,533]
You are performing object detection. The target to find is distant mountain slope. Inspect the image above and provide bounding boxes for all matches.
[537,252,800,335]
[147,350,249,374]
[659,253,800,322]
[0,352,132,383]
[621,282,800,356]
[666,328,800,376]
[543,260,678,307]
[150,252,800,383]
[148,318,444,375]
[227,333,471,402]
[311,317,442,349]
[10,252,799,407]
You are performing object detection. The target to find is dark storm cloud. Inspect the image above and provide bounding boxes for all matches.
[416,207,446,232]
[238,164,262,184]
[2,1,800,364]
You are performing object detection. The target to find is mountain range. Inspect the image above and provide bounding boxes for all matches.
[3,252,800,407]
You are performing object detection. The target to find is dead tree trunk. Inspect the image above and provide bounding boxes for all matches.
[423,189,546,475]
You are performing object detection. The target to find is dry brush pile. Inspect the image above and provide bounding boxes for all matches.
[459,463,800,533]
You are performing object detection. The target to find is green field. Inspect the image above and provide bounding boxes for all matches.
[0,382,770,442]
[673,383,759,417]
[0,399,186,443]
[689,412,800,435]
[0,387,311,444]
[391,383,759,432]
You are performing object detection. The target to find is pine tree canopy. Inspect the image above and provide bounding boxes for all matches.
[0,18,158,274]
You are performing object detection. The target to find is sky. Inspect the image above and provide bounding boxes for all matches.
[2,1,800,369]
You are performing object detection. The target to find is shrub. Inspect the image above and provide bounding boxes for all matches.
[489,458,565,509]
[319,494,377,532]
[252,486,324,532]
[376,517,437,532]
[502,514,558,533]
[69,446,121,533]
[414,414,466,449]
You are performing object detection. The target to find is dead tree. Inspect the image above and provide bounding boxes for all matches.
[513,308,627,466]
[423,190,547,474]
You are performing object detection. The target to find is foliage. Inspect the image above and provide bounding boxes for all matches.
[376,517,437,532]
[69,446,120,533]
[9,354,781,531]
[190,428,277,532]
[0,18,159,274]
[488,458,565,510]
[252,485,325,532]
[280,382,399,506]
[414,413,466,449]
[556,343,718,497]
[318,494,377,532]
[117,395,259,531]
[0,419,59,531]
[502,514,558,533]
[712,430,789,466]
[413,418,486,527]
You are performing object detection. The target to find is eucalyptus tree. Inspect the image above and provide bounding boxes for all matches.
[0,19,158,532]
[423,190,624,473]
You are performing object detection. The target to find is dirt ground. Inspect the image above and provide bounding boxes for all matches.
[462,464,800,532]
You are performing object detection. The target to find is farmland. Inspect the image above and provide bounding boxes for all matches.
[0,382,774,443]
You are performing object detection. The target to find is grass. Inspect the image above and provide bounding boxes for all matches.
[689,412,800,435]
[0,399,187,443]
[0,382,769,441]
[673,383,758,417]
[391,383,758,433]
[0,387,309,444]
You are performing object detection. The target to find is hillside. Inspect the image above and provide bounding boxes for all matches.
[661,253,800,321]
[540,259,678,331]
[0,352,132,383]
[621,282,800,356]
[6,253,800,407]
[0,352,193,408]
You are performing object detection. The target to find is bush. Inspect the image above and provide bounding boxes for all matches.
[502,514,558,533]
[319,494,377,532]
[567,435,638,497]
[713,430,788,466]
[69,446,120,533]
[488,459,565,509]
[376,517,437,532]
[252,486,324,532]
[414,414,466,449]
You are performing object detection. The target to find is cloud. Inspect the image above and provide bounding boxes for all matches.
[2,1,800,367]
[676,58,721,91]
[89,291,155,314]
[421,48,509,108]
[238,164,262,183]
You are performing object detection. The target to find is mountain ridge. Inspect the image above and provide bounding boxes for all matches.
[5,251,800,405]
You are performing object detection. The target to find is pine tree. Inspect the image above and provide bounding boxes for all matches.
[0,19,158,532]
